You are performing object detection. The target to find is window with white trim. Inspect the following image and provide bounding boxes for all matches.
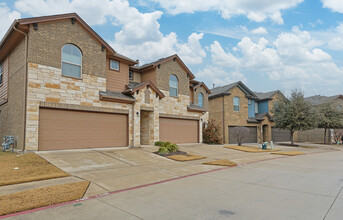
[233,97,240,111]
[62,44,82,78]
[110,60,119,71]
[169,74,178,97]
[198,92,204,108]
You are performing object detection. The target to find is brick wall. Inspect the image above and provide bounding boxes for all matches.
[0,39,27,150]
[27,19,106,78]
[156,59,189,96]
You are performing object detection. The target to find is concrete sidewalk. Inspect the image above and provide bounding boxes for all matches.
[7,149,343,220]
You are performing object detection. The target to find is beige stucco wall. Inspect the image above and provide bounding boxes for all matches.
[27,19,106,78]
[0,39,27,150]
[156,59,189,96]
[26,63,133,151]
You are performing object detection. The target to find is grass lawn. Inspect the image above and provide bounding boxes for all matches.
[271,151,305,156]
[166,154,206,161]
[0,181,90,216]
[203,159,237,167]
[225,146,280,153]
[0,152,69,186]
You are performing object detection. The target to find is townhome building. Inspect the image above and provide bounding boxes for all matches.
[295,94,343,143]
[208,81,289,144]
[0,13,210,151]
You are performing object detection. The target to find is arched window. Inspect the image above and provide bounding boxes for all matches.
[169,74,178,97]
[62,44,82,78]
[198,92,204,108]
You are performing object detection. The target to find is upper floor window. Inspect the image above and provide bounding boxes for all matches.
[110,60,119,71]
[198,92,204,108]
[233,97,240,111]
[129,71,133,80]
[62,44,82,79]
[338,105,342,111]
[0,62,3,85]
[169,74,178,97]
[248,99,252,105]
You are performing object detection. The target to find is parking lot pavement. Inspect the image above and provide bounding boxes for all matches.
[11,150,343,220]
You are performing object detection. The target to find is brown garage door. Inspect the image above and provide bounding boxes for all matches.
[229,126,257,144]
[159,117,199,143]
[38,108,128,151]
[272,128,292,142]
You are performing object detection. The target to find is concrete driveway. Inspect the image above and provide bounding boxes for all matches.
[35,143,334,198]
[10,148,343,220]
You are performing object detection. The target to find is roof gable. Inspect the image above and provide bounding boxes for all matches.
[130,54,195,79]
[209,81,257,99]
[0,13,137,65]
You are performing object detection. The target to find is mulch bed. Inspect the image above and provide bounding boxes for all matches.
[278,143,300,147]
[154,151,187,157]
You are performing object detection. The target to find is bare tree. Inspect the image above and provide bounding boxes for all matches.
[232,127,249,146]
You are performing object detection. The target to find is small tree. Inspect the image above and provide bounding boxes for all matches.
[333,129,343,143]
[273,90,317,145]
[203,119,222,144]
[317,105,343,144]
[231,127,249,146]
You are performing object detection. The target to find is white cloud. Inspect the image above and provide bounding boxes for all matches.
[202,27,342,92]
[197,66,247,87]
[149,0,303,24]
[0,3,21,40]
[321,0,343,13]
[251,27,268,34]
[12,0,206,65]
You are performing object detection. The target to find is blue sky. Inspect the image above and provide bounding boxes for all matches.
[1,0,343,97]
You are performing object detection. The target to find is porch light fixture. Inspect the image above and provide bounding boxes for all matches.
[136,112,139,116]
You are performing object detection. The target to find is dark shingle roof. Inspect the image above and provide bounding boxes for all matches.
[304,95,342,106]
[127,81,142,89]
[254,90,278,100]
[209,82,239,98]
[99,91,135,101]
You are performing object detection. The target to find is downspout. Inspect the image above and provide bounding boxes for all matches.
[131,102,135,147]
[222,96,225,144]
[13,23,28,152]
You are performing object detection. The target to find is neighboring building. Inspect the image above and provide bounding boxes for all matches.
[0,13,209,151]
[209,81,289,144]
[295,94,343,143]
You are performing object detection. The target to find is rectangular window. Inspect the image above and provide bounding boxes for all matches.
[255,102,258,113]
[248,99,252,105]
[129,71,133,80]
[110,60,119,71]
[233,97,240,111]
[62,62,81,79]
[0,62,3,85]
[170,88,178,97]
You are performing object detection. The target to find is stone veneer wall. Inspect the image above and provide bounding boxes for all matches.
[26,63,133,151]
[132,86,160,145]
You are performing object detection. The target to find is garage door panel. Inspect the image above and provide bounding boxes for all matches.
[229,126,257,144]
[272,128,292,142]
[39,108,128,151]
[159,117,199,144]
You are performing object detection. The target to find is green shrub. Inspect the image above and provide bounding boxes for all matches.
[157,146,170,155]
[167,144,179,153]
[154,141,165,147]
[156,142,179,155]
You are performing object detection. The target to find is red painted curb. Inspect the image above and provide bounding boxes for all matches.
[0,149,335,219]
